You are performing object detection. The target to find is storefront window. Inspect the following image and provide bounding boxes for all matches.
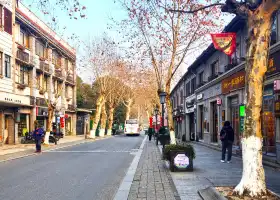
[262,84,276,155]
[18,114,29,137]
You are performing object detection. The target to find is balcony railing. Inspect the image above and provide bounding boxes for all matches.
[67,104,75,111]
[36,97,47,107]
[40,61,50,73]
[16,50,29,63]
[66,74,74,83]
[54,69,62,77]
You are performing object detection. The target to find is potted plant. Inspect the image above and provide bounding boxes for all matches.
[17,84,26,90]
[39,89,45,95]
[17,44,25,50]
[39,57,46,61]
[163,143,195,172]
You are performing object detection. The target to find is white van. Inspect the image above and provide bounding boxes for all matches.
[124,119,140,136]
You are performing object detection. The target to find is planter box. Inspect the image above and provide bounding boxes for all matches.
[169,150,193,172]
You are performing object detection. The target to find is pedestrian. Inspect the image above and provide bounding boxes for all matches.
[148,127,154,141]
[33,121,44,153]
[220,121,234,163]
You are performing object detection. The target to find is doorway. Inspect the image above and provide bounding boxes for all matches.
[5,115,14,144]
[198,105,204,139]
[230,97,240,146]
[211,102,218,143]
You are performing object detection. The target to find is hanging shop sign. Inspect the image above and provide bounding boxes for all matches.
[274,80,280,92]
[186,107,194,114]
[222,70,245,94]
[275,100,280,117]
[217,98,222,105]
[266,51,280,75]
[197,93,203,100]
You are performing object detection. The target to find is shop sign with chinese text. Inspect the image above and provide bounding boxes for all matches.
[275,100,280,117]
[222,70,245,94]
[266,52,280,75]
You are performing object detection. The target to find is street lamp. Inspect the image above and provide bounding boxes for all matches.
[154,106,159,132]
[159,92,167,127]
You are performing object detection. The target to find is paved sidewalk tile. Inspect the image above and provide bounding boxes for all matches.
[170,143,280,200]
[128,140,180,200]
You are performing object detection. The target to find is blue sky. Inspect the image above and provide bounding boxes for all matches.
[21,0,234,84]
[22,0,126,82]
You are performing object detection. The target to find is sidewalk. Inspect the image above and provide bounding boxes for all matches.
[127,140,180,200]
[167,143,280,200]
[0,135,99,162]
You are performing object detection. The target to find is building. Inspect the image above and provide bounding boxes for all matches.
[171,14,280,163]
[0,0,77,145]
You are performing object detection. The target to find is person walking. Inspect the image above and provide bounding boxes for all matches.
[220,121,234,163]
[148,127,154,141]
[33,121,44,153]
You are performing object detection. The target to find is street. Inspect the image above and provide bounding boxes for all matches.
[0,135,144,200]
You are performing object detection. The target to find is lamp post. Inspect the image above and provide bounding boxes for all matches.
[154,107,159,131]
[159,92,167,127]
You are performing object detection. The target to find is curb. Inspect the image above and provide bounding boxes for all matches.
[192,141,280,170]
[113,135,147,200]
[0,136,113,163]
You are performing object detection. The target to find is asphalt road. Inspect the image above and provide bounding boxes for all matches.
[0,134,145,200]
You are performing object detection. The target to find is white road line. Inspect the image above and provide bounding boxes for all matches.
[113,135,147,200]
[45,150,132,153]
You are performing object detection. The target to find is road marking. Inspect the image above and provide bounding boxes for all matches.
[113,135,147,200]
[0,136,113,163]
[45,150,132,153]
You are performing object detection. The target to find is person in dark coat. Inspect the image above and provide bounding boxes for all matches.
[220,121,234,163]
[33,121,44,153]
[148,127,155,141]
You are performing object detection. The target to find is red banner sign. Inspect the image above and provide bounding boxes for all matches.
[149,117,153,128]
[60,117,65,128]
[210,33,236,56]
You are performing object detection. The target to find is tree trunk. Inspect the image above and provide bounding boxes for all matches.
[166,84,176,144]
[45,104,54,145]
[125,99,132,120]
[99,103,107,137]
[234,8,275,197]
[107,105,114,136]
[89,94,104,138]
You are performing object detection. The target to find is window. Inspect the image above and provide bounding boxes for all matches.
[180,90,183,105]
[19,30,29,48]
[198,72,204,84]
[186,82,190,97]
[211,61,218,76]
[43,76,48,91]
[0,52,2,75]
[19,66,29,85]
[271,15,277,45]
[52,51,61,67]
[35,40,45,58]
[65,59,68,71]
[4,54,10,78]
[36,72,41,89]
[4,8,12,35]
[0,5,3,28]
[190,78,196,94]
